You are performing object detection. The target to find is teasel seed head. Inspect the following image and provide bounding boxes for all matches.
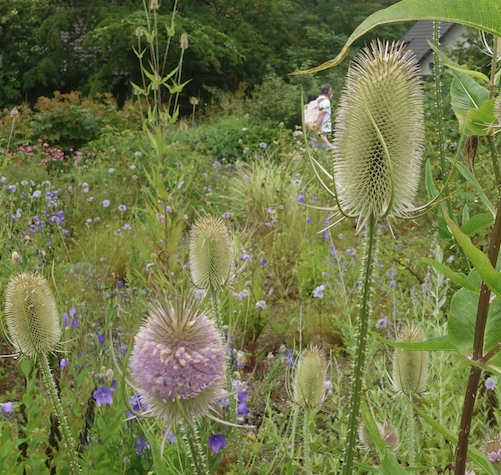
[392,325,428,396]
[483,433,501,464]
[358,421,400,451]
[4,272,61,357]
[129,294,226,427]
[292,345,327,410]
[333,40,424,224]
[189,216,232,291]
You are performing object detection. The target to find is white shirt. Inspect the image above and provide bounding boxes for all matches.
[317,96,332,133]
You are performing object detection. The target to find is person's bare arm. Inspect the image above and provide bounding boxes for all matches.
[315,110,325,128]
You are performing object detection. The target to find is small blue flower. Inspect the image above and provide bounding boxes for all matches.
[1,402,14,418]
[97,334,105,345]
[118,204,127,212]
[136,436,150,455]
[296,194,304,203]
[222,211,231,219]
[93,386,115,407]
[255,300,267,310]
[60,358,69,369]
[208,434,227,453]
[259,142,267,149]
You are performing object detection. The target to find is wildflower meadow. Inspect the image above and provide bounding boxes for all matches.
[3,0,501,474]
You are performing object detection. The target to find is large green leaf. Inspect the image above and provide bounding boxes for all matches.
[449,288,501,355]
[460,213,494,237]
[466,98,497,135]
[373,332,453,351]
[450,70,489,118]
[293,0,501,73]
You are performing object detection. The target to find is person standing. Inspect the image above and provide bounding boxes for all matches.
[315,84,334,149]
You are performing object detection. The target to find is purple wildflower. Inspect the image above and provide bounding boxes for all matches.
[60,358,69,369]
[222,212,231,219]
[485,377,496,391]
[93,386,115,407]
[345,248,356,256]
[97,334,105,345]
[259,142,267,149]
[255,300,267,310]
[240,250,252,262]
[306,217,312,224]
[297,194,304,203]
[260,258,267,266]
[136,436,150,455]
[313,284,325,299]
[1,402,14,418]
[208,434,227,453]
[118,204,127,211]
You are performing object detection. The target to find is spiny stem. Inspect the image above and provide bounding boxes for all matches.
[290,404,300,460]
[342,214,378,475]
[38,352,81,474]
[407,396,416,466]
[181,420,209,475]
[303,407,312,475]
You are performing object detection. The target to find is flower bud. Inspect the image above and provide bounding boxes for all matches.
[333,40,424,223]
[392,325,428,396]
[5,273,61,357]
[180,33,188,50]
[11,251,22,264]
[292,345,327,409]
[189,216,232,291]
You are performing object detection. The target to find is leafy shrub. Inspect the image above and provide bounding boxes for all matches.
[183,116,292,161]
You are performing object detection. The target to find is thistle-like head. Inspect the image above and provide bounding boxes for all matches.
[189,216,232,291]
[292,345,327,410]
[483,433,501,464]
[392,324,428,396]
[4,272,61,357]
[333,40,424,223]
[129,295,226,426]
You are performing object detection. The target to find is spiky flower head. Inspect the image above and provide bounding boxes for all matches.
[129,295,226,427]
[483,433,501,464]
[4,273,61,357]
[392,325,428,396]
[358,421,400,451]
[333,40,424,223]
[189,216,232,291]
[292,345,327,410]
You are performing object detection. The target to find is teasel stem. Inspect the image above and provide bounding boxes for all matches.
[303,407,312,475]
[342,214,378,475]
[407,396,416,466]
[38,352,81,474]
[210,287,245,475]
[290,405,300,460]
[455,189,501,474]
[487,135,500,186]
[433,21,454,219]
[181,419,209,475]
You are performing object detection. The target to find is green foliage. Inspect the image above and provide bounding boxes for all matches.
[29,106,102,151]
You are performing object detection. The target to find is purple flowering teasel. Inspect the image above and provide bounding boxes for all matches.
[129,294,232,451]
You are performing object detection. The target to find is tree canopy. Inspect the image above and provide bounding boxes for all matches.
[0,0,407,108]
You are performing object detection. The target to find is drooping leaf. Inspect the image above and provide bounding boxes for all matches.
[422,257,479,294]
[443,210,501,299]
[372,332,453,351]
[292,0,501,74]
[426,39,490,84]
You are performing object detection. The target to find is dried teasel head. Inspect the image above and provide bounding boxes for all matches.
[333,40,424,225]
[4,273,61,357]
[189,216,232,291]
[392,324,428,396]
